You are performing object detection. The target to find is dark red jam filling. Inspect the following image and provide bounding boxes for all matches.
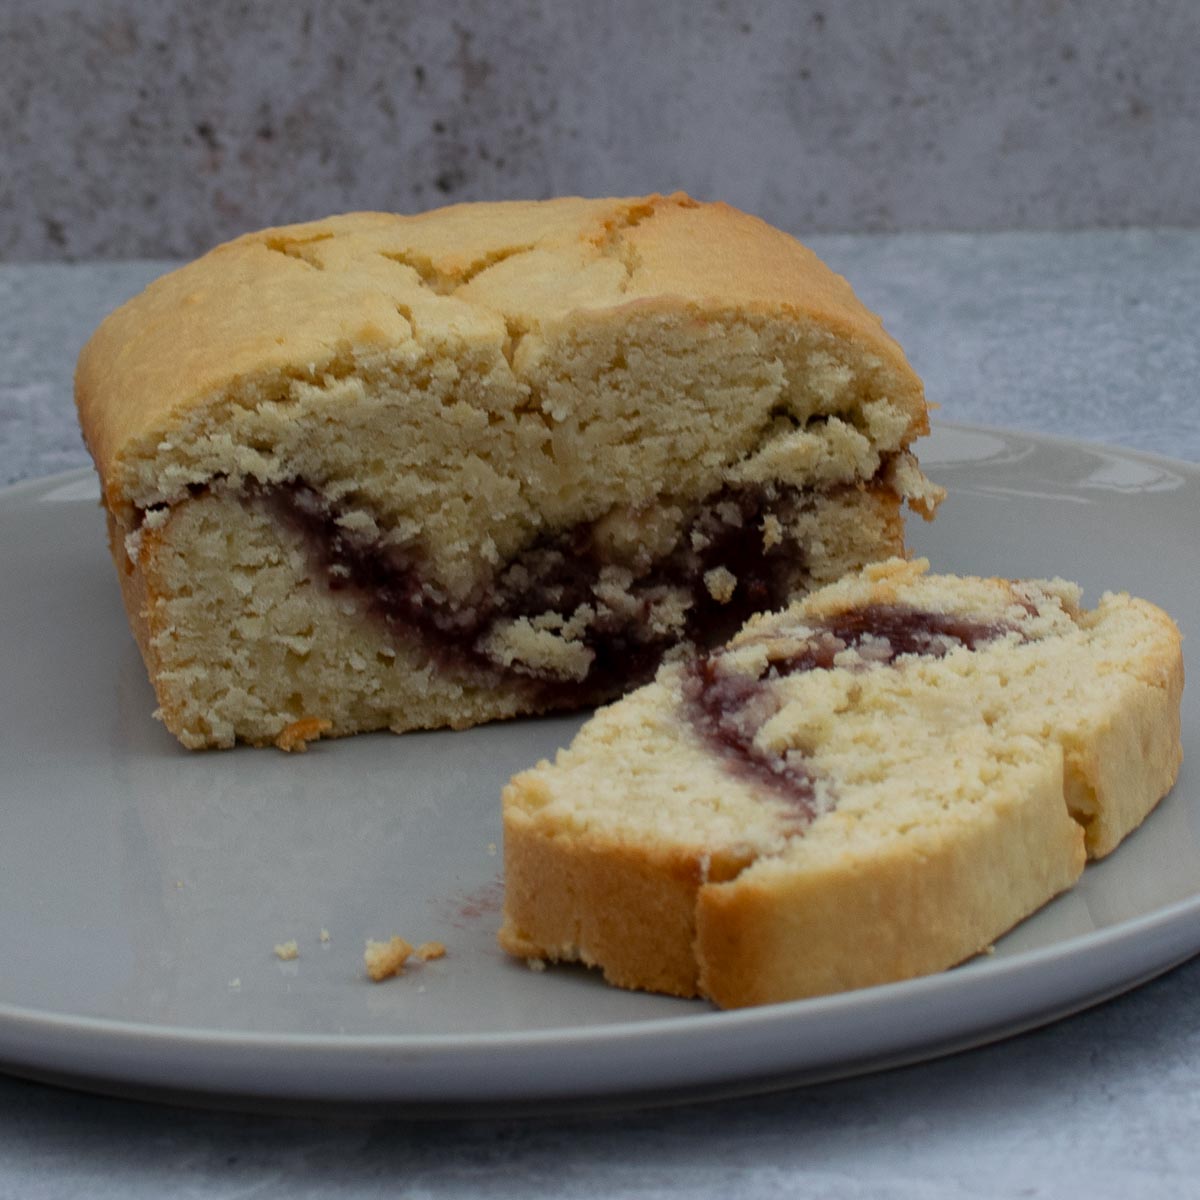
[682,604,1020,822]
[255,480,814,701]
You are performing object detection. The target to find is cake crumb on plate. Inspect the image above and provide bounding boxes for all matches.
[364,936,413,981]
[274,717,332,752]
[364,936,447,980]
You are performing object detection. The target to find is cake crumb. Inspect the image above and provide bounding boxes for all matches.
[228,977,241,989]
[704,566,738,603]
[364,936,413,981]
[275,717,333,753]
[415,941,446,962]
[319,928,331,943]
[486,842,498,856]
[274,940,299,961]
[527,958,547,973]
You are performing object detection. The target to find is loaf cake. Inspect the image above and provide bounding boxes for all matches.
[499,558,1184,1007]
[75,193,942,749]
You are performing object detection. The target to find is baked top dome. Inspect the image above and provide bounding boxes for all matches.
[76,193,928,517]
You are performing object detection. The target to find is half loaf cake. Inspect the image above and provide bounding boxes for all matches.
[76,194,941,749]
[499,557,1184,1007]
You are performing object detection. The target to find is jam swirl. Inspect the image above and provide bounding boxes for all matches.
[682,604,1019,822]
[257,479,815,702]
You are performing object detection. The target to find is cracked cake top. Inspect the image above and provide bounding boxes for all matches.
[77,195,928,506]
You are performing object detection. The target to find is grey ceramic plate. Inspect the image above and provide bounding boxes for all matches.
[1,423,1197,1113]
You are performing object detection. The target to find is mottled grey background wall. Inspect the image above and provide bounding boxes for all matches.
[4,0,1199,260]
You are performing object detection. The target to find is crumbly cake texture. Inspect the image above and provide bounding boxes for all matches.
[76,193,941,749]
[498,558,1184,1008]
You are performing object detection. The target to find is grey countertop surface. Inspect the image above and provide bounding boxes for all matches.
[2,231,1198,1197]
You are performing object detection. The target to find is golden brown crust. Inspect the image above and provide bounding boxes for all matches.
[499,784,755,997]
[498,810,706,998]
[695,755,1084,1006]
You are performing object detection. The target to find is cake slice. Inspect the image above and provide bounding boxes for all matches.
[499,558,1184,1008]
[75,193,941,749]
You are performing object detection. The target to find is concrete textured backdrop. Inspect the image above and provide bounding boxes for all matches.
[3,0,1199,260]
